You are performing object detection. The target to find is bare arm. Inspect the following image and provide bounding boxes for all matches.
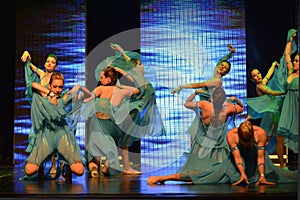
[253,126,275,185]
[21,51,45,79]
[118,84,140,96]
[183,92,198,109]
[63,85,94,101]
[186,78,221,89]
[217,44,236,65]
[225,96,244,114]
[226,128,249,185]
[171,77,221,95]
[31,82,50,97]
[114,67,135,83]
[285,33,296,75]
[254,126,267,170]
[110,43,131,62]
[262,61,278,85]
[256,84,285,96]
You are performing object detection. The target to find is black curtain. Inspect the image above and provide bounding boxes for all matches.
[0,1,15,166]
[245,0,299,126]
[246,0,299,98]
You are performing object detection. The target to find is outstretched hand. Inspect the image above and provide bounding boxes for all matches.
[290,32,297,42]
[21,51,31,63]
[110,43,124,53]
[227,44,236,54]
[272,61,279,68]
[171,86,182,95]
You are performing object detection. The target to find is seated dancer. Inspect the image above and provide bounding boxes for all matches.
[147,86,243,184]
[171,44,236,100]
[84,66,143,177]
[22,72,91,181]
[147,120,298,185]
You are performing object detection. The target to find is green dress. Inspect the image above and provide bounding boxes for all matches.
[84,97,136,176]
[277,77,299,153]
[94,51,166,142]
[22,92,84,178]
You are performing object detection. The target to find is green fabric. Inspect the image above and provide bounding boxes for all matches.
[25,93,84,166]
[277,77,299,153]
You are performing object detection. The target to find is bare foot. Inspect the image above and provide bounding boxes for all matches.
[147,176,164,184]
[123,168,142,175]
[102,165,108,175]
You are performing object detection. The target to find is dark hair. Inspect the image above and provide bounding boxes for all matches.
[211,86,226,112]
[49,72,64,85]
[47,54,58,65]
[247,67,260,80]
[210,87,226,126]
[238,120,255,149]
[102,66,118,86]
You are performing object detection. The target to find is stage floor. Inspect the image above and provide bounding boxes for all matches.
[0,165,297,200]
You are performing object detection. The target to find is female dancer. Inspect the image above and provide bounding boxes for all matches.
[23,72,91,180]
[246,61,286,167]
[147,87,244,184]
[85,66,142,177]
[277,30,298,170]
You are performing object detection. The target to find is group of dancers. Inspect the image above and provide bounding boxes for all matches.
[19,29,298,186]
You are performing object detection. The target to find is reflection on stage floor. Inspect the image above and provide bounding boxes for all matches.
[0,165,297,200]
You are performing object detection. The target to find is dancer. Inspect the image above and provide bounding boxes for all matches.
[109,43,166,138]
[21,51,61,176]
[23,72,90,180]
[84,66,142,177]
[147,120,298,185]
[89,43,166,174]
[246,61,286,167]
[225,121,296,185]
[276,30,298,170]
[147,86,243,184]
[170,44,236,100]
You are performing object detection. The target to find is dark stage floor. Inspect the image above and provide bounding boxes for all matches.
[0,165,298,200]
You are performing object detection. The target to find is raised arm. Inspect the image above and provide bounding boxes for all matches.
[285,33,297,75]
[262,61,278,85]
[110,43,131,62]
[114,67,135,83]
[21,51,45,79]
[183,91,198,110]
[217,44,236,65]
